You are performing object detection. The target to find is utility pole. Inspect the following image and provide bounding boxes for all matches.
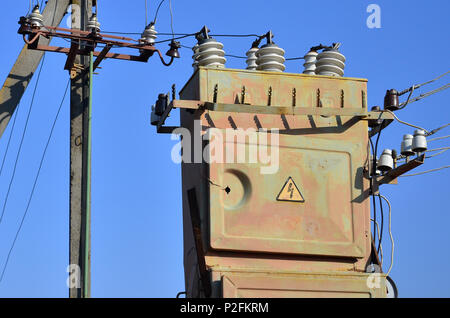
[69,0,92,298]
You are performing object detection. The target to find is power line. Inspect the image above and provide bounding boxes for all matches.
[0,79,69,284]
[426,149,448,159]
[0,54,46,224]
[168,0,174,39]
[378,194,394,276]
[153,0,167,24]
[427,123,450,137]
[399,70,450,96]
[0,110,19,179]
[399,83,450,108]
[429,134,450,142]
[383,109,429,134]
[399,165,450,177]
[145,0,148,27]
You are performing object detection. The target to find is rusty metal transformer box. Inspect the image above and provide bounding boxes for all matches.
[177,67,386,298]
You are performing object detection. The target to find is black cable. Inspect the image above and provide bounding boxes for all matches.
[153,0,167,24]
[0,110,19,179]
[210,33,259,37]
[224,54,246,59]
[368,137,378,250]
[0,79,70,284]
[372,123,384,255]
[153,33,196,44]
[0,54,46,224]
[286,57,305,61]
[377,192,384,255]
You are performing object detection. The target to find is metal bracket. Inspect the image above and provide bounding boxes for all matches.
[376,154,425,186]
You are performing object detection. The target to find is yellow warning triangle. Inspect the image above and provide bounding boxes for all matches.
[276,177,305,202]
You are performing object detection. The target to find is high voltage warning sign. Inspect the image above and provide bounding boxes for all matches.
[276,177,305,203]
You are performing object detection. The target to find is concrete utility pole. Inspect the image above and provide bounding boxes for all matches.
[0,0,70,139]
[69,0,92,298]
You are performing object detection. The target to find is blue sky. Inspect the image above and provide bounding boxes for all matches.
[0,0,449,298]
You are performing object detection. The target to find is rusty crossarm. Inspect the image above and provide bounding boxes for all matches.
[159,99,394,121]
[377,154,425,186]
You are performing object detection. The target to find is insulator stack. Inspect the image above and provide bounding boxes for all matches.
[302,50,318,75]
[191,44,200,70]
[193,38,226,68]
[245,47,258,70]
[28,5,43,27]
[315,48,346,77]
[256,43,285,72]
[87,14,101,33]
[140,24,157,45]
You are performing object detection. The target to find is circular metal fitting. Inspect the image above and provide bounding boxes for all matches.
[302,50,318,75]
[28,6,43,27]
[256,43,285,72]
[401,134,415,156]
[193,38,226,68]
[245,47,258,71]
[412,129,427,153]
[315,48,346,77]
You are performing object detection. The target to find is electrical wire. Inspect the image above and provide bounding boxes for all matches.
[373,124,384,255]
[383,109,429,134]
[399,83,450,108]
[426,147,450,153]
[168,0,174,39]
[0,54,46,224]
[0,79,69,284]
[145,0,148,27]
[428,134,450,142]
[427,123,450,137]
[399,165,450,177]
[153,0,167,24]
[426,149,448,159]
[0,110,19,179]
[399,70,450,96]
[27,0,32,14]
[371,218,383,265]
[368,138,378,253]
[377,192,384,255]
[378,194,394,276]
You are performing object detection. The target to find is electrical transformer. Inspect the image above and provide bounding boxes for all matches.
[157,66,388,298]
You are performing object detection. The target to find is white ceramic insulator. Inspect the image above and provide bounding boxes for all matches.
[193,39,226,68]
[140,24,157,45]
[302,51,318,75]
[315,49,346,77]
[245,47,258,70]
[28,6,43,27]
[87,15,101,32]
[256,44,285,72]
